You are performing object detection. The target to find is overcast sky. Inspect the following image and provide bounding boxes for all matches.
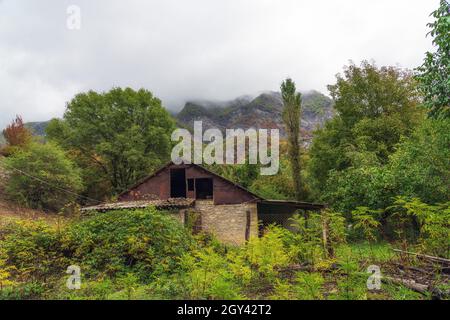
[0,0,439,129]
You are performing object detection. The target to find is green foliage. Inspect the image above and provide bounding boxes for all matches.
[269,279,294,300]
[244,227,292,281]
[3,143,83,212]
[250,156,303,200]
[180,247,243,300]
[294,272,324,300]
[385,283,423,300]
[0,220,66,282]
[287,211,346,264]
[210,161,259,190]
[387,119,450,205]
[269,272,325,300]
[176,226,295,299]
[62,208,194,279]
[281,78,303,201]
[331,247,367,300]
[46,87,176,195]
[320,118,449,213]
[390,197,450,258]
[0,253,16,290]
[416,0,450,118]
[307,61,422,201]
[351,207,382,243]
[0,208,196,299]
[0,281,46,300]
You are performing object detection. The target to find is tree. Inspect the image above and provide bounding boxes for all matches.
[281,78,303,201]
[3,143,83,211]
[1,116,32,155]
[320,119,450,213]
[307,61,422,197]
[416,0,450,119]
[46,87,176,195]
[388,119,450,204]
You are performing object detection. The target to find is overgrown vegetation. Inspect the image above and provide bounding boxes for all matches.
[0,203,447,300]
[0,1,448,301]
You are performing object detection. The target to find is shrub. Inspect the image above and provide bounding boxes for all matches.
[294,272,324,300]
[390,197,450,258]
[0,220,66,282]
[286,211,346,265]
[3,142,83,212]
[61,208,194,279]
[331,246,367,300]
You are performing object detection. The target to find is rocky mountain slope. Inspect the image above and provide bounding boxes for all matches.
[176,90,334,144]
[0,91,334,146]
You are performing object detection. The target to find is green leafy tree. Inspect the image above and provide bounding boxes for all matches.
[281,78,303,201]
[416,0,450,118]
[320,119,449,213]
[307,61,422,199]
[3,143,83,211]
[250,156,297,200]
[46,87,176,195]
[388,119,450,204]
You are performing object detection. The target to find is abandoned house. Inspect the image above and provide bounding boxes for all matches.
[82,161,324,244]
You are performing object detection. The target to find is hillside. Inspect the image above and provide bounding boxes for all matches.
[176,91,334,145]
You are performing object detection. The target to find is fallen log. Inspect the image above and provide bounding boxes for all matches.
[392,249,450,265]
[392,262,431,275]
[383,276,429,295]
[383,276,449,300]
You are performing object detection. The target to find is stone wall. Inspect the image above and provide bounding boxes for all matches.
[181,200,258,245]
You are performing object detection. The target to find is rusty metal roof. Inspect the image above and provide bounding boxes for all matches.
[81,198,195,212]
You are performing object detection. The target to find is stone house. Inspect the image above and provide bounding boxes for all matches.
[82,162,324,244]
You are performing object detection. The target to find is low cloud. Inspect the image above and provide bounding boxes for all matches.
[0,0,437,128]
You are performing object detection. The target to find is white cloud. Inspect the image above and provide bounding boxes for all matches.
[0,0,439,128]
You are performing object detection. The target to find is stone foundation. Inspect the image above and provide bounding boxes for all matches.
[179,200,258,245]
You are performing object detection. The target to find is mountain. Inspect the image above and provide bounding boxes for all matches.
[176,90,334,145]
[24,121,51,136]
[0,91,334,147]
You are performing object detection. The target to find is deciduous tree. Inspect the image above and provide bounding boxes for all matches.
[281,78,303,201]
[46,87,175,195]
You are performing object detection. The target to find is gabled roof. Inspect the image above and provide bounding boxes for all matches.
[119,160,263,200]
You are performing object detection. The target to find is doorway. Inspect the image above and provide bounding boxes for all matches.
[170,168,186,198]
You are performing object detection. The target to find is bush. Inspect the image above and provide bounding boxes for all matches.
[61,208,194,279]
[3,142,83,212]
[390,197,450,258]
[0,220,66,283]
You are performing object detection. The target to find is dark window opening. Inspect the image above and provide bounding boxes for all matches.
[187,179,194,191]
[195,178,213,199]
[170,168,186,198]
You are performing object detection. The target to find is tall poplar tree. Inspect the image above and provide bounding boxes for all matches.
[281,78,302,201]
